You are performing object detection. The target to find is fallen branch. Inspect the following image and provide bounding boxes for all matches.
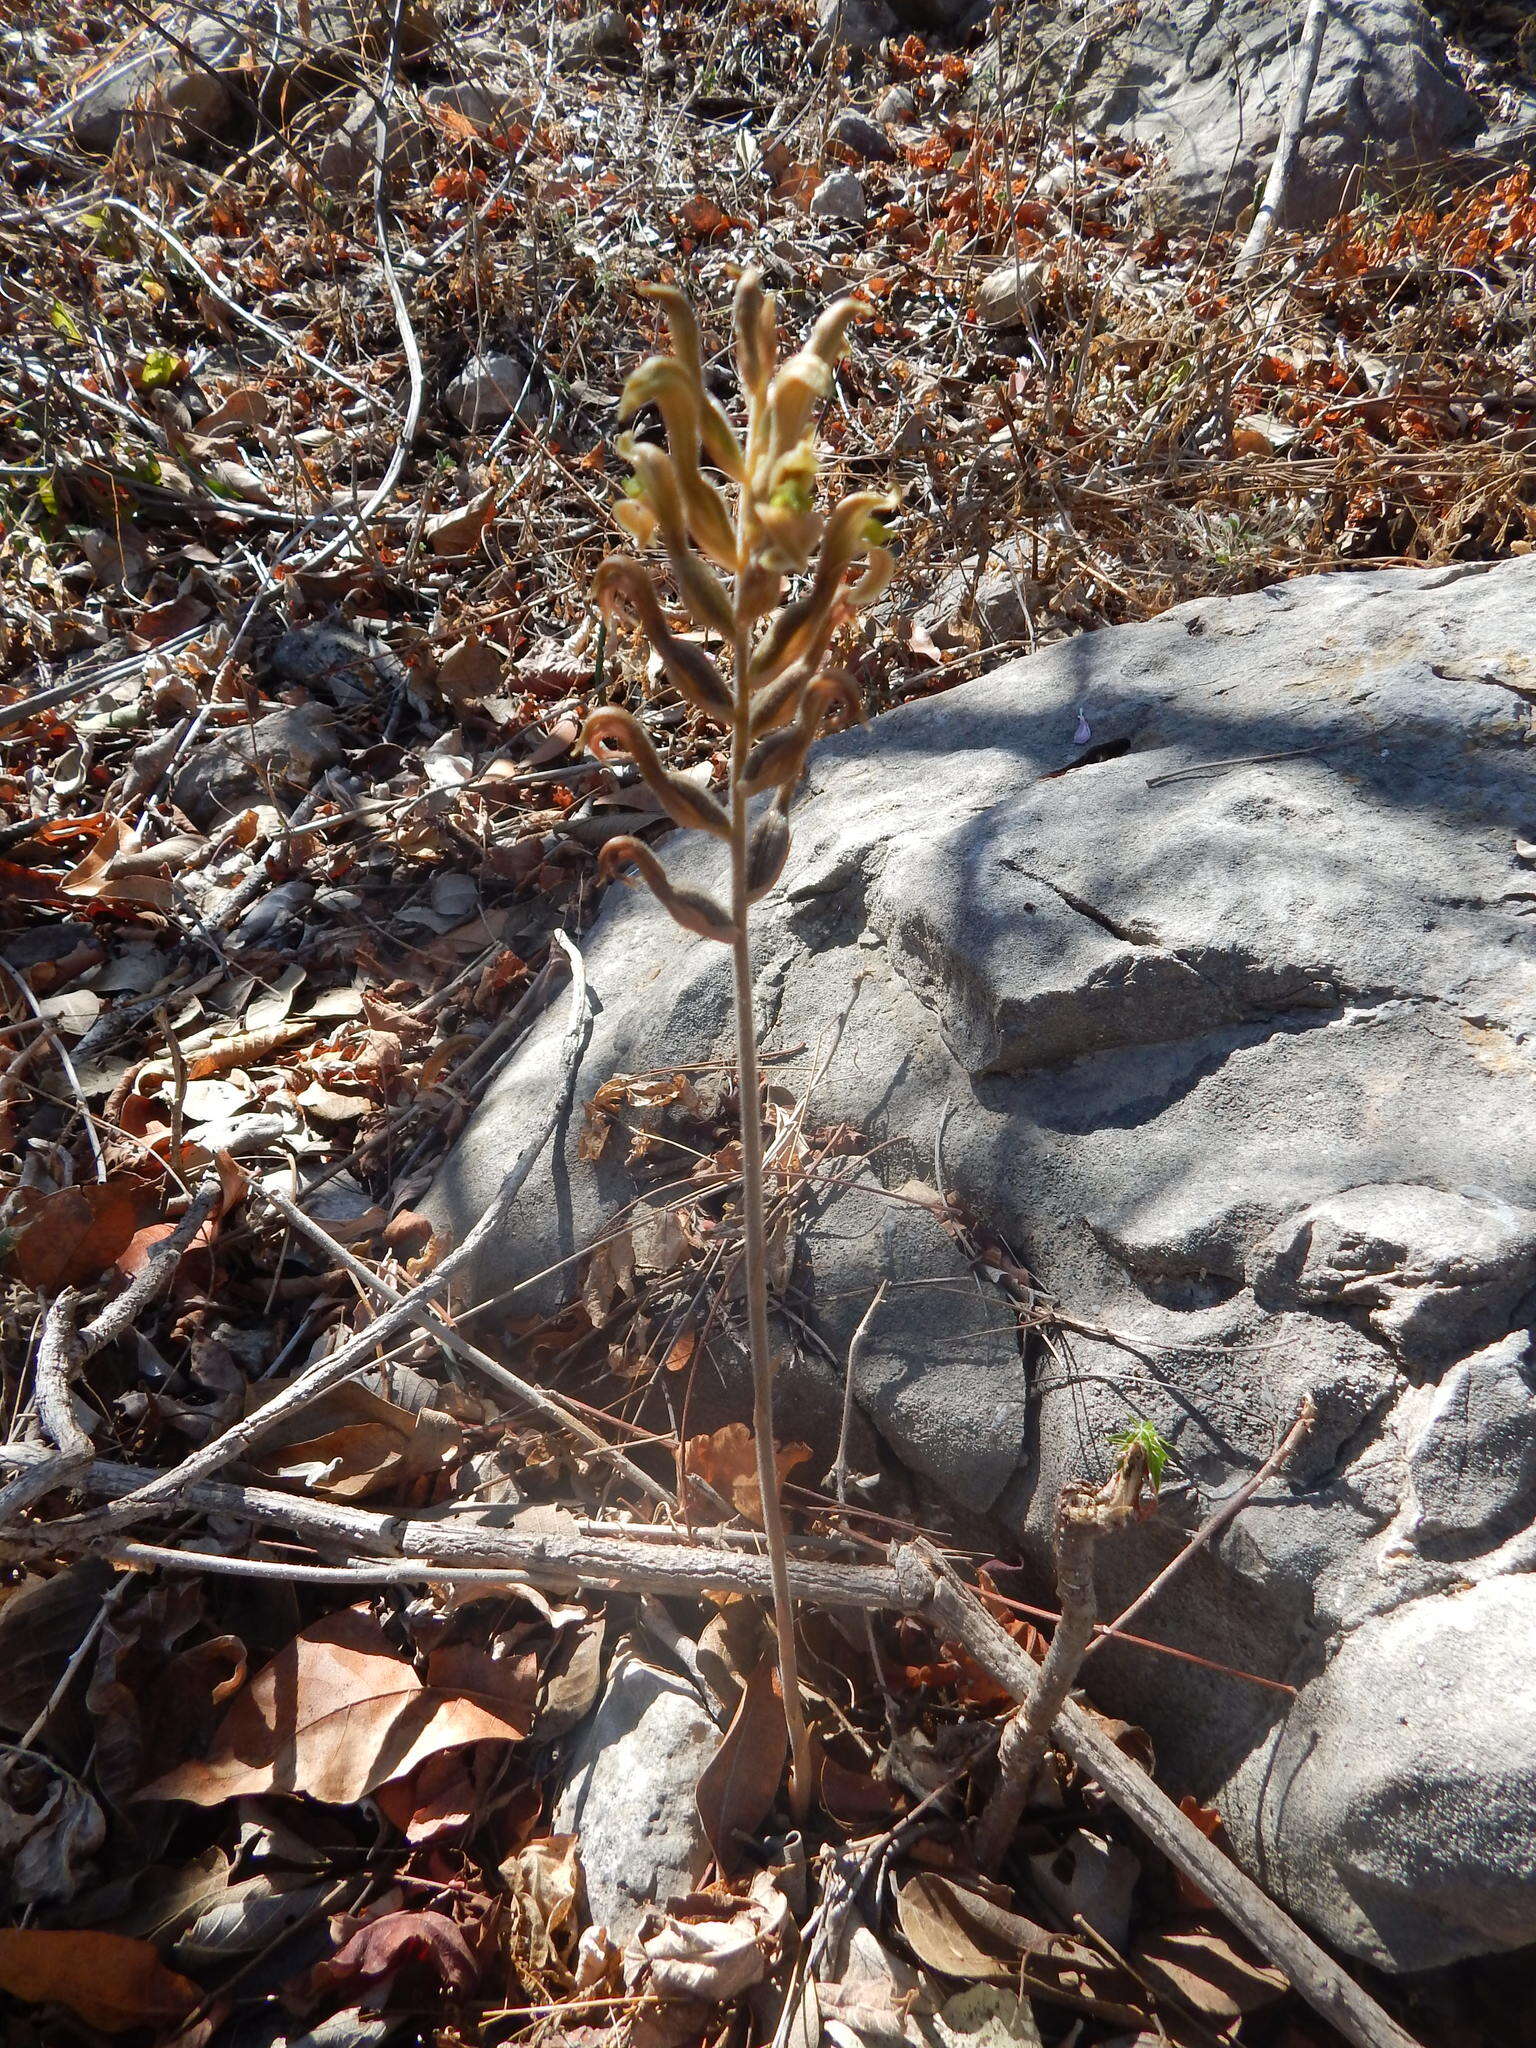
[0,1443,1420,2048]
[1235,0,1332,277]
[256,1177,674,1512]
[0,1174,221,1521]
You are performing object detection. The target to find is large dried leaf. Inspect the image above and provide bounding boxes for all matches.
[895,1870,1052,1983]
[139,1606,535,1807]
[0,1928,198,2034]
[251,1380,461,1502]
[683,1423,813,1526]
[8,1176,155,1289]
[1128,1920,1288,2022]
[696,1655,786,1875]
[639,1890,783,2004]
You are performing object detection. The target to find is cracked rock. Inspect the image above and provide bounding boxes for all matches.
[1249,1184,1536,1369]
[432,552,1536,1970]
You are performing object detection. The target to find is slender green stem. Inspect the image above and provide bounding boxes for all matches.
[729,618,813,1826]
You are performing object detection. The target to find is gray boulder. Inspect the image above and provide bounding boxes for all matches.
[1249,1184,1536,1369]
[431,552,1536,1969]
[970,0,1480,228]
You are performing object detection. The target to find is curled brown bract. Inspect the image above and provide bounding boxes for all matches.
[598,836,737,943]
[582,708,731,839]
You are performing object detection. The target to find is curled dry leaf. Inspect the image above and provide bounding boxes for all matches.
[0,1749,105,1908]
[683,1422,813,1526]
[0,1928,199,2035]
[503,1833,584,1989]
[426,485,499,558]
[251,1380,461,1503]
[139,1605,535,1807]
[638,1888,785,2004]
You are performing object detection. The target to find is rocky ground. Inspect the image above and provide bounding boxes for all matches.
[2,1,1536,2044]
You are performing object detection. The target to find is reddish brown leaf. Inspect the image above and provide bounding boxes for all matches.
[696,1655,786,1874]
[10,1177,155,1290]
[139,1605,533,1806]
[1173,1794,1226,1910]
[0,1929,198,2034]
[312,1908,482,1996]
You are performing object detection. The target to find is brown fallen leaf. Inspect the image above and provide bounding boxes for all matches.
[1128,1919,1288,2022]
[684,1423,813,1526]
[696,1654,786,1874]
[895,1868,1053,1983]
[310,1907,482,1997]
[0,1928,198,2034]
[250,1380,461,1503]
[427,485,498,558]
[639,1889,785,2004]
[139,1605,534,1806]
[8,1176,156,1290]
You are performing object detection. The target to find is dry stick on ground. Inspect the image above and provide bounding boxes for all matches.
[974,1445,1147,1870]
[0,1172,222,1521]
[1235,0,1332,277]
[49,934,591,1539]
[0,1443,1420,2048]
[1087,1393,1317,1659]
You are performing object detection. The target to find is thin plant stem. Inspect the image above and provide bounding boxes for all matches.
[730,622,813,1824]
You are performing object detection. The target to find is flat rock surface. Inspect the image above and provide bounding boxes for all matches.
[434,552,1536,1970]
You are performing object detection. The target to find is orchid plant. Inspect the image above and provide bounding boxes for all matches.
[585,272,894,1819]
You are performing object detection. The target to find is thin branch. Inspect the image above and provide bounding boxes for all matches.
[975,1451,1145,1870]
[255,1177,676,1512]
[1087,1395,1316,1658]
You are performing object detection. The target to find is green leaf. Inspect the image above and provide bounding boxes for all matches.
[138,347,183,391]
[1109,1418,1175,1491]
[35,476,61,517]
[49,301,84,344]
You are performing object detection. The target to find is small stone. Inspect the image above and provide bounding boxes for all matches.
[815,0,898,51]
[810,169,868,224]
[831,108,896,161]
[419,80,527,143]
[553,1641,714,1943]
[171,704,343,829]
[876,84,918,126]
[445,353,545,431]
[976,257,1046,327]
[556,7,632,64]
